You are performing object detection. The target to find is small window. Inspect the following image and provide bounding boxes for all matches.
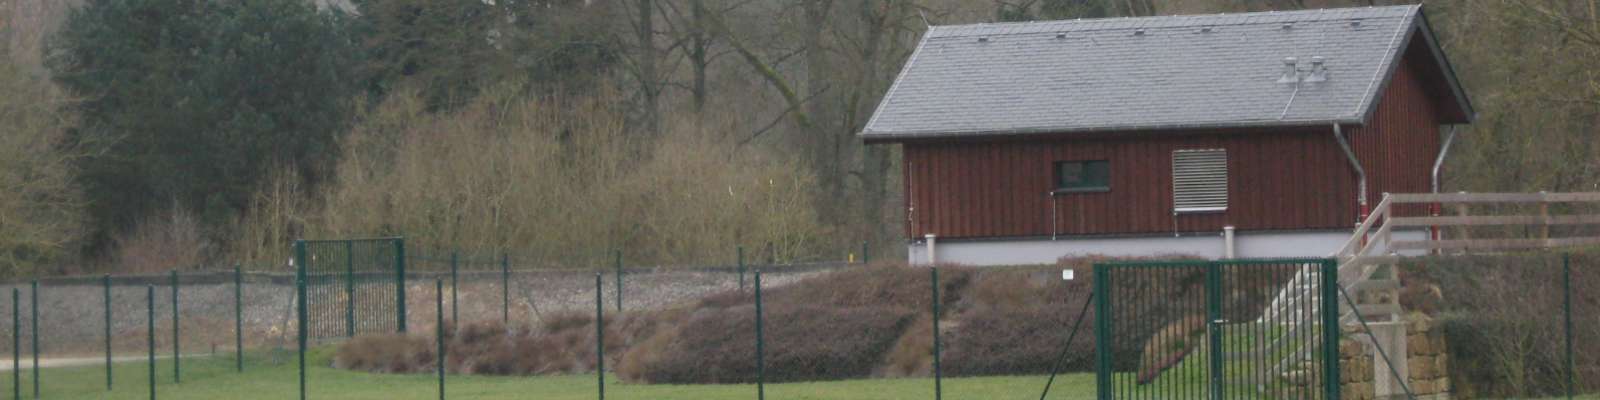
[1172,149,1228,213]
[1054,160,1110,193]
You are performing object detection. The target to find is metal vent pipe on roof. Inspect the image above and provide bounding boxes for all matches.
[1307,56,1328,82]
[1277,57,1299,84]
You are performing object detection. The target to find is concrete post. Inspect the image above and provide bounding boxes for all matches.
[1368,321,1409,399]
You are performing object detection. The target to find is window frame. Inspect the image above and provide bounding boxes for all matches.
[1052,159,1111,194]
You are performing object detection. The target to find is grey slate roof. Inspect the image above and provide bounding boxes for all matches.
[861,5,1472,140]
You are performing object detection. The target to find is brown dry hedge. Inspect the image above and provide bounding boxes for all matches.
[1399,252,1600,398]
[335,257,1218,384]
[333,311,666,376]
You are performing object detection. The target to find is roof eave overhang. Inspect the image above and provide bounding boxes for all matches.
[859,117,1364,144]
[1415,6,1477,123]
[1355,5,1476,126]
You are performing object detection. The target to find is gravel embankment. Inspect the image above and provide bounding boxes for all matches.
[0,266,838,357]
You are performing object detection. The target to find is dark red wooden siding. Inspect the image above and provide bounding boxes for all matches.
[900,44,1445,240]
[1347,53,1442,218]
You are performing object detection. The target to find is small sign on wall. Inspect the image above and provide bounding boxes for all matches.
[1062,269,1075,281]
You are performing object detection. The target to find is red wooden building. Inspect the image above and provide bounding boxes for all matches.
[862,5,1473,265]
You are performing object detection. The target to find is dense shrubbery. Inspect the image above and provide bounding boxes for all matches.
[942,270,1093,376]
[622,265,961,383]
[333,260,1169,383]
[335,312,665,375]
[0,51,83,278]
[233,88,830,268]
[619,304,918,383]
[1400,252,1600,397]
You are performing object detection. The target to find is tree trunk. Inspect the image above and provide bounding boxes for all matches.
[636,0,659,135]
[689,0,709,114]
[802,0,841,225]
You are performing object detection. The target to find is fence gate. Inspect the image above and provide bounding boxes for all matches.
[295,238,406,340]
[1093,259,1339,400]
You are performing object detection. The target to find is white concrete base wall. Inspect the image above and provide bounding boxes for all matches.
[906,229,1428,265]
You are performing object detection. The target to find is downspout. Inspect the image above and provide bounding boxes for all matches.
[1332,124,1368,223]
[1431,125,1458,194]
[1430,125,1459,242]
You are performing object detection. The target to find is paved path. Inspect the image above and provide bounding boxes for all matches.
[0,354,211,371]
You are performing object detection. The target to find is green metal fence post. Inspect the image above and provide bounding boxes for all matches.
[1093,264,1110,400]
[1322,259,1342,400]
[861,241,868,264]
[396,239,408,333]
[235,264,243,373]
[755,271,766,400]
[931,267,942,400]
[295,241,308,400]
[436,279,445,400]
[347,241,355,338]
[105,274,113,391]
[1565,253,1574,400]
[450,252,458,327]
[737,246,746,291]
[595,273,604,400]
[147,285,155,400]
[30,279,38,399]
[501,254,510,324]
[1205,262,1222,398]
[614,251,623,312]
[13,288,20,400]
[170,270,179,384]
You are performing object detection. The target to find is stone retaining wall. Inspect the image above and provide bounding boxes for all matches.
[1341,313,1451,400]
[1405,314,1451,399]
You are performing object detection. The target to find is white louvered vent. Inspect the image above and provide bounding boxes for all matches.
[1173,149,1228,213]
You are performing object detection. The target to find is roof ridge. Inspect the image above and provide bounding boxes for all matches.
[926,16,1406,41]
[930,5,1418,37]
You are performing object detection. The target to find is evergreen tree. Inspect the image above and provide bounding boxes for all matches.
[47,0,362,250]
[351,0,617,110]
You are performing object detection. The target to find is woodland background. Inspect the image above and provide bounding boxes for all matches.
[0,0,1596,276]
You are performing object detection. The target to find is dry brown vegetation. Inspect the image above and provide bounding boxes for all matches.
[0,20,84,278]
[113,204,210,273]
[619,265,948,384]
[231,86,828,267]
[333,258,1205,383]
[335,312,666,376]
[1399,252,1600,397]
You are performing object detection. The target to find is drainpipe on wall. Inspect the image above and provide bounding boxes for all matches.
[924,234,937,265]
[1430,125,1459,244]
[1332,124,1368,223]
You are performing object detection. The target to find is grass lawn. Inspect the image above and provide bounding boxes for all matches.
[20,348,1597,399]
[13,347,1097,399]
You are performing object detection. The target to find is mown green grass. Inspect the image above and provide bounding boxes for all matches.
[23,348,1597,399]
[16,347,1097,399]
